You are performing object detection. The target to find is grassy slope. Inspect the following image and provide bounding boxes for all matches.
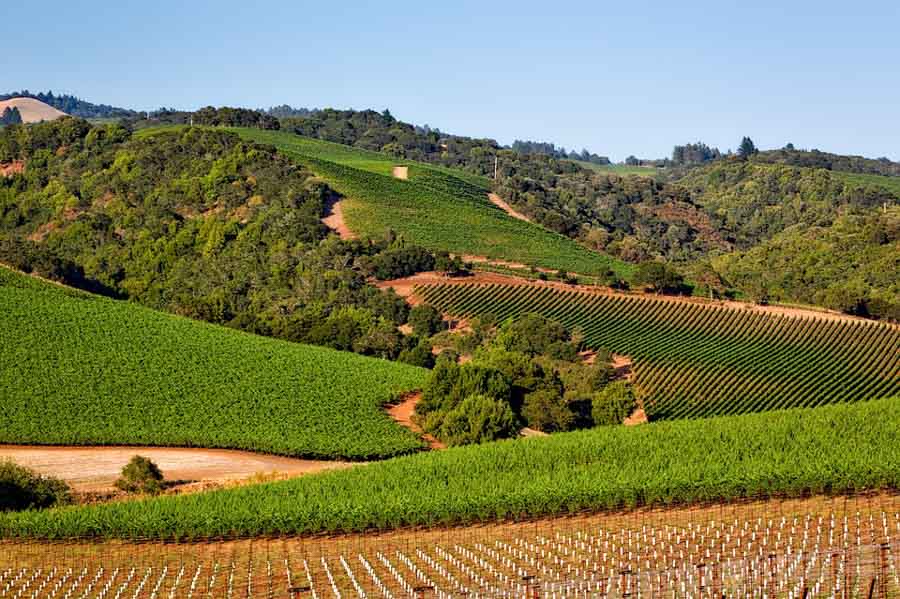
[230,128,631,278]
[2,397,897,539]
[0,267,427,460]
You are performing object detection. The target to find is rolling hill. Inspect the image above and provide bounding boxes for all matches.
[0,97,67,123]
[0,266,427,460]
[229,128,632,279]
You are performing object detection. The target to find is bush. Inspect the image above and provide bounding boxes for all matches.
[436,394,519,446]
[397,340,435,368]
[0,461,72,511]
[114,456,164,495]
[408,304,444,337]
[633,261,687,295]
[368,246,435,280]
[522,389,576,432]
[591,381,636,426]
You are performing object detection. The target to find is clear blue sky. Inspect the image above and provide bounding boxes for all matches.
[4,0,899,161]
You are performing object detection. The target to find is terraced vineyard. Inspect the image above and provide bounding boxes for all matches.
[417,283,900,420]
[0,266,427,460]
[229,128,631,278]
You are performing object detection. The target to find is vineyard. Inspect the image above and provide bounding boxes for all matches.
[2,398,899,540]
[416,283,900,420]
[229,128,630,278]
[0,266,427,460]
[2,492,899,597]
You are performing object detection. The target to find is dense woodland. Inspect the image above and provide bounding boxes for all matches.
[0,118,443,362]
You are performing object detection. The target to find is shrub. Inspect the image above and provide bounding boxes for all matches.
[397,341,435,368]
[408,304,444,337]
[0,461,72,511]
[436,394,519,446]
[114,456,164,495]
[522,389,576,432]
[591,381,636,426]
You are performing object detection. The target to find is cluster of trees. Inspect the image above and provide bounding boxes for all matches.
[713,210,899,321]
[754,147,900,177]
[0,118,446,361]
[671,142,721,165]
[417,313,637,445]
[0,90,136,119]
[262,105,316,118]
[511,140,610,165]
[0,107,22,126]
[126,106,280,130]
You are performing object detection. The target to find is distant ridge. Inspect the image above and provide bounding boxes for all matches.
[0,97,67,123]
[0,90,136,119]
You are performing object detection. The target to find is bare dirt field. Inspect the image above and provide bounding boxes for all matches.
[321,196,357,240]
[391,165,409,180]
[487,192,532,223]
[0,445,354,493]
[0,97,67,123]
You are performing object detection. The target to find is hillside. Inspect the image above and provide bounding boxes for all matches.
[417,281,900,420]
[0,266,427,459]
[231,128,631,278]
[0,97,66,123]
[2,397,897,539]
[0,118,451,363]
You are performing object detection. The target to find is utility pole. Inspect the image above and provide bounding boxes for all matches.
[494,155,499,180]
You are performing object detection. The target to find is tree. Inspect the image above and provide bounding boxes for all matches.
[633,261,686,294]
[0,107,22,126]
[738,137,758,159]
[408,304,444,337]
[436,393,519,446]
[114,455,164,494]
[591,381,636,426]
[522,389,576,432]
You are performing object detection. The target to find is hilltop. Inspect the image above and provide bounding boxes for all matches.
[0,97,66,123]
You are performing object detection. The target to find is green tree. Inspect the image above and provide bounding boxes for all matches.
[633,261,686,294]
[522,389,576,432]
[738,136,758,159]
[436,394,519,446]
[591,381,636,426]
[408,304,444,337]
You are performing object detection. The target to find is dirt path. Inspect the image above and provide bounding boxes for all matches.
[321,196,357,240]
[391,165,409,180]
[378,270,888,326]
[0,445,354,493]
[385,393,445,450]
[488,192,532,223]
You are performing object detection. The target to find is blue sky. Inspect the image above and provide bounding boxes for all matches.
[4,0,898,161]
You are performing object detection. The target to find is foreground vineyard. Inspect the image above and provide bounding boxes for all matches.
[3,399,898,540]
[417,283,900,420]
[230,128,630,278]
[2,493,899,597]
[0,267,427,460]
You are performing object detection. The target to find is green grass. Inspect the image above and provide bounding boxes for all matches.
[0,267,427,460]
[2,397,897,540]
[229,128,631,278]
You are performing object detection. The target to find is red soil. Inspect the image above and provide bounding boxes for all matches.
[322,197,357,240]
[488,192,532,223]
[385,393,445,450]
